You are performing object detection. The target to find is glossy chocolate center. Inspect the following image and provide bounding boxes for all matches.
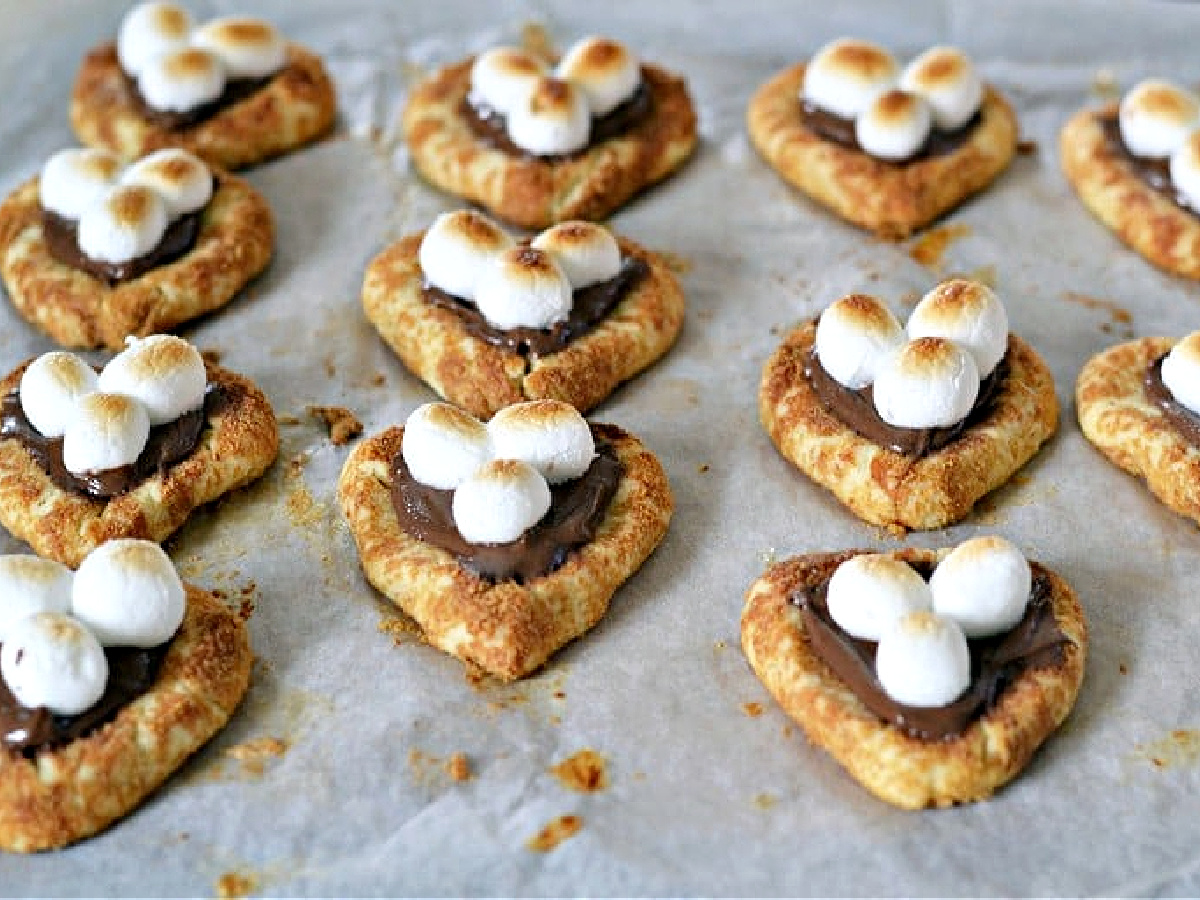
[1145,353,1200,444]
[800,100,981,162]
[1100,113,1197,215]
[123,70,273,131]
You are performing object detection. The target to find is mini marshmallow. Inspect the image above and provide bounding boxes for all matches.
[138,47,226,114]
[872,337,980,429]
[121,149,212,218]
[556,36,641,117]
[76,184,169,265]
[97,335,207,426]
[506,76,591,155]
[899,46,983,131]
[452,459,552,544]
[61,392,151,475]
[469,47,547,116]
[0,613,108,716]
[1169,131,1200,213]
[71,539,185,648]
[825,554,933,642]
[930,536,1031,638]
[802,37,898,119]
[814,293,905,389]
[192,16,287,79]
[474,245,573,330]
[418,210,514,300]
[1119,79,1200,160]
[117,1,194,78]
[855,89,932,161]
[907,278,1009,376]
[402,402,491,491]
[875,610,970,708]
[0,556,73,643]
[487,400,595,484]
[530,221,621,289]
[38,148,122,220]
[1160,330,1200,416]
[19,352,99,439]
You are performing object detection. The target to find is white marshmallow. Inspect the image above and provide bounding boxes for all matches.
[1169,130,1200,213]
[530,221,621,289]
[38,148,122,220]
[0,556,73,643]
[19,352,99,440]
[1160,330,1200,416]
[931,536,1031,638]
[487,400,595,484]
[418,210,514,300]
[872,337,980,429]
[452,459,551,544]
[121,149,212,218]
[61,392,151,475]
[117,2,194,78]
[1119,79,1200,159]
[402,402,491,491]
[0,613,108,716]
[469,47,547,116]
[907,278,1009,376]
[76,184,169,266]
[506,76,591,155]
[71,539,185,648]
[802,37,898,119]
[855,89,932,161]
[138,47,226,114]
[825,554,933,642]
[97,335,207,426]
[556,36,641,117]
[899,46,983,131]
[875,611,970,708]
[814,293,905,390]
[192,16,287,79]
[474,245,573,330]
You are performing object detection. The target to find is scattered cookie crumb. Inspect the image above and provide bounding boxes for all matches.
[286,485,323,527]
[308,405,363,445]
[658,250,693,275]
[224,736,289,777]
[216,870,259,899]
[1061,291,1134,338]
[378,614,424,646]
[278,414,301,426]
[200,348,224,365]
[550,749,609,793]
[698,463,710,474]
[370,372,386,387]
[714,639,727,651]
[1134,729,1200,770]
[1119,662,1128,675]
[446,752,472,782]
[754,793,777,810]
[323,355,336,377]
[907,222,971,271]
[286,452,309,478]
[525,814,583,852]
[742,702,764,718]
[1016,138,1038,155]
[236,581,257,622]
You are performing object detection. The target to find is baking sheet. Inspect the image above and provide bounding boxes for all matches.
[2,0,1200,894]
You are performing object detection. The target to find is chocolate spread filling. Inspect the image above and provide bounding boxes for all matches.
[123,69,273,131]
[792,557,1068,742]
[800,100,982,162]
[1100,114,1197,215]
[42,204,204,285]
[389,426,623,584]
[1145,353,1200,444]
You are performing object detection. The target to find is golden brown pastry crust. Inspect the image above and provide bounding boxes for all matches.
[746,62,1018,239]
[338,422,672,681]
[0,584,252,851]
[0,360,279,568]
[0,172,273,350]
[759,322,1058,531]
[741,547,1087,809]
[70,42,337,171]
[402,59,697,230]
[361,232,685,419]
[1060,105,1200,279]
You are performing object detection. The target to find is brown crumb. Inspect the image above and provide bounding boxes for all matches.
[370,372,386,386]
[323,355,336,377]
[657,250,693,275]
[1119,662,1128,675]
[224,736,289,777]
[1017,138,1038,155]
[907,223,971,271]
[525,814,583,852]
[1134,729,1200,770]
[286,452,308,478]
[378,614,424,645]
[446,751,472,781]
[278,414,301,426]
[200,348,224,365]
[698,463,710,474]
[550,749,609,793]
[742,702,764,718]
[216,871,259,898]
[308,405,364,445]
[754,792,777,810]
[1061,291,1134,337]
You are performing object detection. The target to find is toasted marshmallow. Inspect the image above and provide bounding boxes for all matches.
[487,400,595,484]
[907,279,1009,376]
[826,554,933,642]
[1119,79,1200,159]
[0,613,107,716]
[872,337,980,429]
[97,335,207,426]
[899,46,983,131]
[402,402,491,491]
[855,89,932,161]
[71,540,185,648]
[507,76,591,155]
[1169,131,1200,212]
[474,245,573,330]
[38,148,122,220]
[802,37,898,119]
[138,47,226,113]
[556,37,641,117]
[61,392,151,475]
[930,536,1031,638]
[121,149,212,218]
[875,610,970,707]
[418,210,514,300]
[1160,330,1200,415]
[117,2,194,78]
[814,293,905,389]
[530,221,621,289]
[452,459,552,544]
[192,16,286,79]
[469,47,547,116]
[76,184,169,265]
[19,352,99,439]
[0,556,73,642]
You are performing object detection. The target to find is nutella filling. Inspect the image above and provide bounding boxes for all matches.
[123,69,273,131]
[1100,114,1197,215]
[800,100,981,162]
[792,557,1068,741]
[390,426,623,584]
[1144,353,1200,444]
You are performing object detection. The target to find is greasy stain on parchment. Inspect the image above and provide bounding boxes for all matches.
[550,749,609,793]
[216,870,260,899]
[907,223,971,271]
[1134,729,1200,769]
[525,814,583,852]
[223,737,290,778]
[1060,290,1135,338]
